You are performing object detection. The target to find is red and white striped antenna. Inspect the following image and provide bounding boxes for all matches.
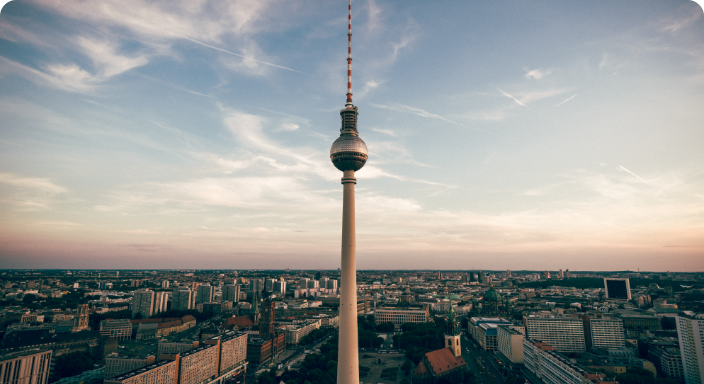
[345,0,353,108]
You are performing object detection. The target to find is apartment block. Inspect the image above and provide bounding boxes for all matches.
[524,316,586,353]
[589,317,625,349]
[0,349,52,384]
[497,325,525,364]
[676,313,704,384]
[131,290,154,318]
[104,355,155,379]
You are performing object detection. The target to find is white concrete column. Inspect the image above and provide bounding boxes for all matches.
[337,169,359,384]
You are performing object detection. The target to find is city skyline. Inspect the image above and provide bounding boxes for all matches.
[1,1,703,271]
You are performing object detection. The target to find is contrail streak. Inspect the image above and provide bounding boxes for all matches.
[171,33,304,74]
[497,87,528,107]
[556,94,577,107]
[618,165,666,196]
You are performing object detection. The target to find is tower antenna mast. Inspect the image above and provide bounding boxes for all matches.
[346,0,353,107]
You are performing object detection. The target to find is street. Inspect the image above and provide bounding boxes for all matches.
[461,332,505,384]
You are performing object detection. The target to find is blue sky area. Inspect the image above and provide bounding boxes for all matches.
[0,0,703,270]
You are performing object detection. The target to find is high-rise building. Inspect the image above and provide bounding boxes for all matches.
[325,279,337,291]
[171,288,192,311]
[544,271,551,279]
[162,280,170,289]
[132,290,155,318]
[154,291,168,315]
[329,2,368,381]
[196,284,213,304]
[223,284,240,303]
[559,269,564,278]
[676,313,704,384]
[478,271,485,284]
[264,279,276,293]
[0,349,52,384]
[589,317,625,349]
[273,281,287,296]
[523,316,586,353]
[437,271,443,280]
[497,325,525,364]
[604,278,631,300]
[307,280,319,289]
[105,356,155,379]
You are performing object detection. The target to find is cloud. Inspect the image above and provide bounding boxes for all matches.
[76,37,149,78]
[524,68,553,80]
[369,102,462,125]
[279,123,300,131]
[497,88,528,107]
[370,128,396,137]
[660,9,701,33]
[0,173,66,195]
[556,94,577,107]
[0,56,94,92]
[618,165,666,196]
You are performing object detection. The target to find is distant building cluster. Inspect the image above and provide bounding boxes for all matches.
[1,269,704,384]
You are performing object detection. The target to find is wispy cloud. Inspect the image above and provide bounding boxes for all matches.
[369,102,462,125]
[524,68,553,80]
[0,173,66,195]
[497,87,528,107]
[556,94,577,107]
[660,10,701,33]
[618,165,667,196]
[174,33,303,74]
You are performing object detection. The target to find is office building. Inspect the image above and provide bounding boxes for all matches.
[100,319,132,341]
[677,313,704,384]
[376,306,430,328]
[603,278,631,300]
[0,349,52,384]
[524,316,586,352]
[468,317,512,350]
[132,290,155,318]
[162,280,169,289]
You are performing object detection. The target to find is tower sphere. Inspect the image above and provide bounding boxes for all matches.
[330,134,367,172]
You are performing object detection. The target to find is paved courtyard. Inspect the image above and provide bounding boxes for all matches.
[359,352,411,384]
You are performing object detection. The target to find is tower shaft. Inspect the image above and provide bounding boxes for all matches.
[337,169,359,384]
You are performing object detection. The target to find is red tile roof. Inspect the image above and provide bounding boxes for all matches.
[425,348,467,375]
[227,316,254,328]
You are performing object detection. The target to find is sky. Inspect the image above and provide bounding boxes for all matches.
[0,0,703,271]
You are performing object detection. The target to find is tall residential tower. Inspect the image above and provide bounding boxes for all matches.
[330,1,368,383]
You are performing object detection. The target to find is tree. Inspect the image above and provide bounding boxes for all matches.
[22,294,37,305]
[52,351,95,380]
[401,360,412,376]
[376,322,395,333]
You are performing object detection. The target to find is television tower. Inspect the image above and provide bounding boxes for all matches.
[330,1,367,383]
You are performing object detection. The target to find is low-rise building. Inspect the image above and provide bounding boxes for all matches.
[375,306,430,329]
[100,319,132,341]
